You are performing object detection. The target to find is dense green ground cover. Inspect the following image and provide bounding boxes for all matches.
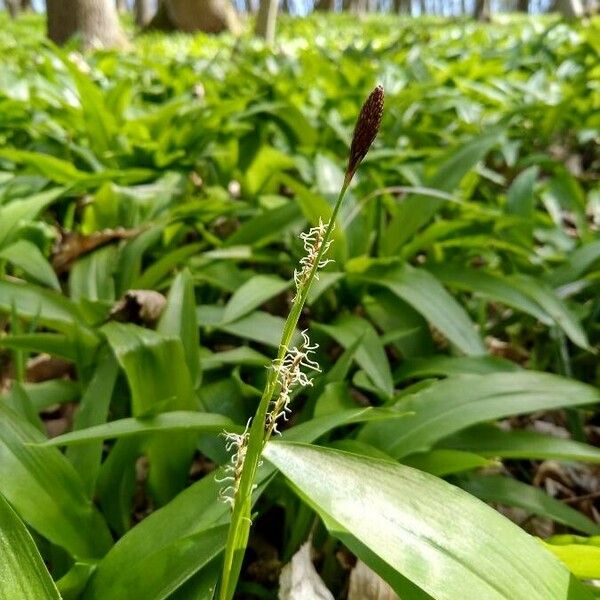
[0,12,599,599]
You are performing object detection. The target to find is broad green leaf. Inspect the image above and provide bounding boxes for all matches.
[222,275,290,324]
[0,280,96,344]
[429,265,552,324]
[507,274,589,350]
[401,449,494,476]
[358,263,485,355]
[225,202,302,247]
[102,322,197,505]
[133,243,203,290]
[383,130,502,252]
[42,411,235,446]
[544,536,600,580]
[0,492,60,600]
[0,149,88,184]
[201,347,270,371]
[359,372,600,459]
[546,239,600,287]
[264,442,589,600]
[158,269,200,385]
[85,408,391,599]
[460,475,600,536]
[244,146,296,195]
[0,333,82,362]
[66,351,119,496]
[395,355,520,382]
[314,314,394,398]
[69,246,117,303]
[0,239,60,290]
[198,305,296,348]
[506,166,538,219]
[0,403,112,559]
[442,424,600,463]
[23,380,80,411]
[505,166,538,243]
[0,187,64,248]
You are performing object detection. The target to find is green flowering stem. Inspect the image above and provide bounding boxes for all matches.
[218,85,383,600]
[218,179,350,600]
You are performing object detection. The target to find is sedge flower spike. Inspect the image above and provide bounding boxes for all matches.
[346,84,385,185]
[216,419,252,508]
[293,218,334,298]
[266,330,320,437]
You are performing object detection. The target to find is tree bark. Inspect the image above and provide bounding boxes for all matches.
[47,0,126,47]
[256,0,278,40]
[116,0,127,11]
[316,0,335,10]
[77,0,128,47]
[20,0,31,10]
[474,0,491,20]
[148,0,241,34]
[551,0,584,16]
[5,0,19,17]
[135,0,153,25]
[47,0,78,43]
[517,0,529,11]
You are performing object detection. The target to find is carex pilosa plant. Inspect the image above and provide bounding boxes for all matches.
[217,85,384,600]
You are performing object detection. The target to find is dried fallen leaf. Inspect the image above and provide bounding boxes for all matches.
[109,290,167,325]
[26,354,73,383]
[279,542,333,600]
[52,227,140,274]
[348,560,400,600]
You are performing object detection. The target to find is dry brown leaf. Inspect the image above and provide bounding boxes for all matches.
[26,354,73,383]
[52,227,140,274]
[278,542,333,600]
[109,290,167,325]
[348,560,400,600]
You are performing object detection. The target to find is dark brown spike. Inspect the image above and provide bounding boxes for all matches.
[345,84,384,185]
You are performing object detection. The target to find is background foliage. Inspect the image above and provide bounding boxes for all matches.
[0,12,599,599]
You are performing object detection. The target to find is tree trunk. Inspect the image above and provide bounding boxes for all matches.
[5,0,19,17]
[148,0,241,34]
[77,0,128,47]
[47,0,78,43]
[316,0,335,10]
[395,0,410,13]
[135,0,153,25]
[256,0,278,40]
[20,0,31,10]
[116,0,127,11]
[47,0,126,47]
[551,0,584,16]
[517,0,529,10]
[474,0,491,20]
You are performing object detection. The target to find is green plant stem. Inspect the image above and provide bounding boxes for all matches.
[218,180,350,600]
